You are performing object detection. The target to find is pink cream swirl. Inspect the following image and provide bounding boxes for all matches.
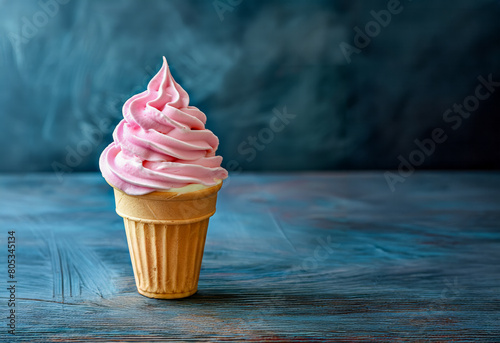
[99,57,228,195]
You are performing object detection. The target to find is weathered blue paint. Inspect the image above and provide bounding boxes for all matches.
[0,172,499,341]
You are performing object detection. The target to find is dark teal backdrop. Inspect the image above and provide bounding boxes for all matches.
[1,0,499,172]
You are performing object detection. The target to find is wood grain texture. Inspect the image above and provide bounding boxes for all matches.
[0,172,499,342]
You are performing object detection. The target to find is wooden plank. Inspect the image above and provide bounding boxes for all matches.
[0,172,499,341]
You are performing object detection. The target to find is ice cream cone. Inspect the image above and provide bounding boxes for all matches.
[99,58,228,298]
[111,181,222,299]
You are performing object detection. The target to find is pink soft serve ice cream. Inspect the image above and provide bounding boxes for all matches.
[100,57,228,195]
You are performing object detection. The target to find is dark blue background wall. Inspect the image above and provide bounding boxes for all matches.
[1,0,499,173]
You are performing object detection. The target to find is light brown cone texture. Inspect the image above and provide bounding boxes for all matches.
[111,182,222,299]
[123,218,209,299]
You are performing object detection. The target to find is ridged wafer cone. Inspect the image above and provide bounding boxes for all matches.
[111,182,222,299]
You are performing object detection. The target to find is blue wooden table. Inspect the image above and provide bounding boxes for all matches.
[0,172,499,342]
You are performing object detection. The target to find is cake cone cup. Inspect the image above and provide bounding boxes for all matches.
[111,182,222,299]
